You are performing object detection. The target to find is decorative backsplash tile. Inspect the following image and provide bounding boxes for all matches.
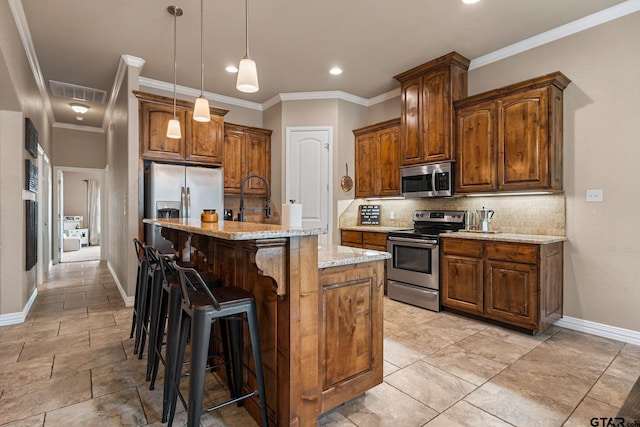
[339,193,565,236]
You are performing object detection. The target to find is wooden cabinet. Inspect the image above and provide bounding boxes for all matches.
[455,72,570,194]
[353,119,401,198]
[223,123,272,195]
[340,230,388,252]
[318,260,384,413]
[441,237,563,333]
[135,91,228,165]
[441,239,483,314]
[394,52,470,165]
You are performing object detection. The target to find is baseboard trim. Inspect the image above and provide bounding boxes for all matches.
[107,261,135,307]
[0,287,38,326]
[555,316,640,346]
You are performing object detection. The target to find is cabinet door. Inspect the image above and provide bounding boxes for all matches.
[484,259,538,329]
[186,111,223,165]
[223,129,244,193]
[244,132,270,195]
[141,102,185,161]
[456,101,497,193]
[441,254,483,313]
[422,69,451,162]
[354,133,376,198]
[399,76,423,166]
[376,126,400,196]
[498,88,550,190]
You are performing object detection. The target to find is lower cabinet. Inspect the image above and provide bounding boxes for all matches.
[340,230,388,251]
[318,260,384,413]
[441,237,563,333]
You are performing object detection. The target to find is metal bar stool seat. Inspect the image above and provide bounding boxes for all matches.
[167,262,268,427]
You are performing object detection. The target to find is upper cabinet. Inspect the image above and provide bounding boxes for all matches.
[394,52,470,166]
[135,91,228,166]
[223,123,272,195]
[353,118,401,198]
[454,72,570,194]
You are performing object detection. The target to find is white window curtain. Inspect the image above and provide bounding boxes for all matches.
[87,179,101,246]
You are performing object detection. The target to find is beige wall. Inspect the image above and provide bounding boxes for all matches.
[367,95,401,124]
[0,6,51,316]
[464,12,640,332]
[62,171,101,224]
[51,127,106,169]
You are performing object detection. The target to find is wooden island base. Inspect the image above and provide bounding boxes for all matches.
[155,223,385,426]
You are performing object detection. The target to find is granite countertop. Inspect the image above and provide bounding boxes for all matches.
[340,225,408,232]
[318,244,390,269]
[143,218,325,240]
[443,231,567,244]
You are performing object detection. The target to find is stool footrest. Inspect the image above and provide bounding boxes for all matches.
[203,390,259,415]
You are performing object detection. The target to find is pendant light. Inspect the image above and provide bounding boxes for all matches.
[193,0,210,122]
[166,5,183,139]
[236,0,259,93]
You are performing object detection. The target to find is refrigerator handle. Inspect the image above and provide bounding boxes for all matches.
[186,187,191,218]
[180,186,186,218]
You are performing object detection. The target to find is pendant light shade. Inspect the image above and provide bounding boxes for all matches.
[236,0,259,93]
[193,97,210,122]
[193,0,211,122]
[167,118,182,139]
[237,57,259,93]
[167,5,182,139]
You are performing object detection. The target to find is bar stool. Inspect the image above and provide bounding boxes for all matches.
[168,262,268,427]
[131,238,151,356]
[146,250,229,389]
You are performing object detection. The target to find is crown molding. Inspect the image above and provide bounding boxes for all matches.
[8,0,55,125]
[470,0,640,70]
[102,55,144,130]
[368,88,401,106]
[138,77,263,111]
[53,122,105,133]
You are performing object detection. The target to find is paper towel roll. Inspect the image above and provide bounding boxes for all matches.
[281,203,302,228]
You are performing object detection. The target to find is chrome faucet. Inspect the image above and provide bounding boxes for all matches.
[238,174,271,222]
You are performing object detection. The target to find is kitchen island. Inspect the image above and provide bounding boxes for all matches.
[143,218,389,426]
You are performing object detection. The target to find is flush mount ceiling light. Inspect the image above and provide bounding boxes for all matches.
[329,67,343,75]
[166,5,183,139]
[236,0,259,93]
[70,103,89,114]
[462,0,481,4]
[192,0,210,122]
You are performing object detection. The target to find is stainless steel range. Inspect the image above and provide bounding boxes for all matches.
[387,210,466,311]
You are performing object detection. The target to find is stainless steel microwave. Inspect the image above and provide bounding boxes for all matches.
[401,162,454,198]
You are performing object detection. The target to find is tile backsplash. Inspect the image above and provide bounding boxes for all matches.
[339,193,565,236]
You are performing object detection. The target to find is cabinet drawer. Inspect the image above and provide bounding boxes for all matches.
[362,232,387,247]
[341,230,363,246]
[486,242,537,264]
[441,238,483,257]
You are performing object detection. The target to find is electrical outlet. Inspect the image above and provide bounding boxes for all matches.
[389,211,395,220]
[586,189,603,202]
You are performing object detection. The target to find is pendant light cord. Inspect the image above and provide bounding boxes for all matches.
[200,0,205,97]
[172,7,178,119]
[244,0,249,58]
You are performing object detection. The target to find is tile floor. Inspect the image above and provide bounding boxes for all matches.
[0,260,638,426]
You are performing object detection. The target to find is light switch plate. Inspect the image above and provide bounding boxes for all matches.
[389,211,395,220]
[586,189,603,202]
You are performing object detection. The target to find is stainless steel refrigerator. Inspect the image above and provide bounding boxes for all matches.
[145,162,223,253]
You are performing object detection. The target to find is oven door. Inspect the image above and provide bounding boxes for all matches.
[387,236,439,290]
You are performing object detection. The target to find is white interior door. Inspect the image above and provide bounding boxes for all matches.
[286,127,332,245]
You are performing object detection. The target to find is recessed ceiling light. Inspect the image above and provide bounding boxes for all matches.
[70,103,89,114]
[226,65,239,73]
[462,0,481,4]
[329,67,343,75]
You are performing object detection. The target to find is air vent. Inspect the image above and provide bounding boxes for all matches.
[49,80,108,104]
